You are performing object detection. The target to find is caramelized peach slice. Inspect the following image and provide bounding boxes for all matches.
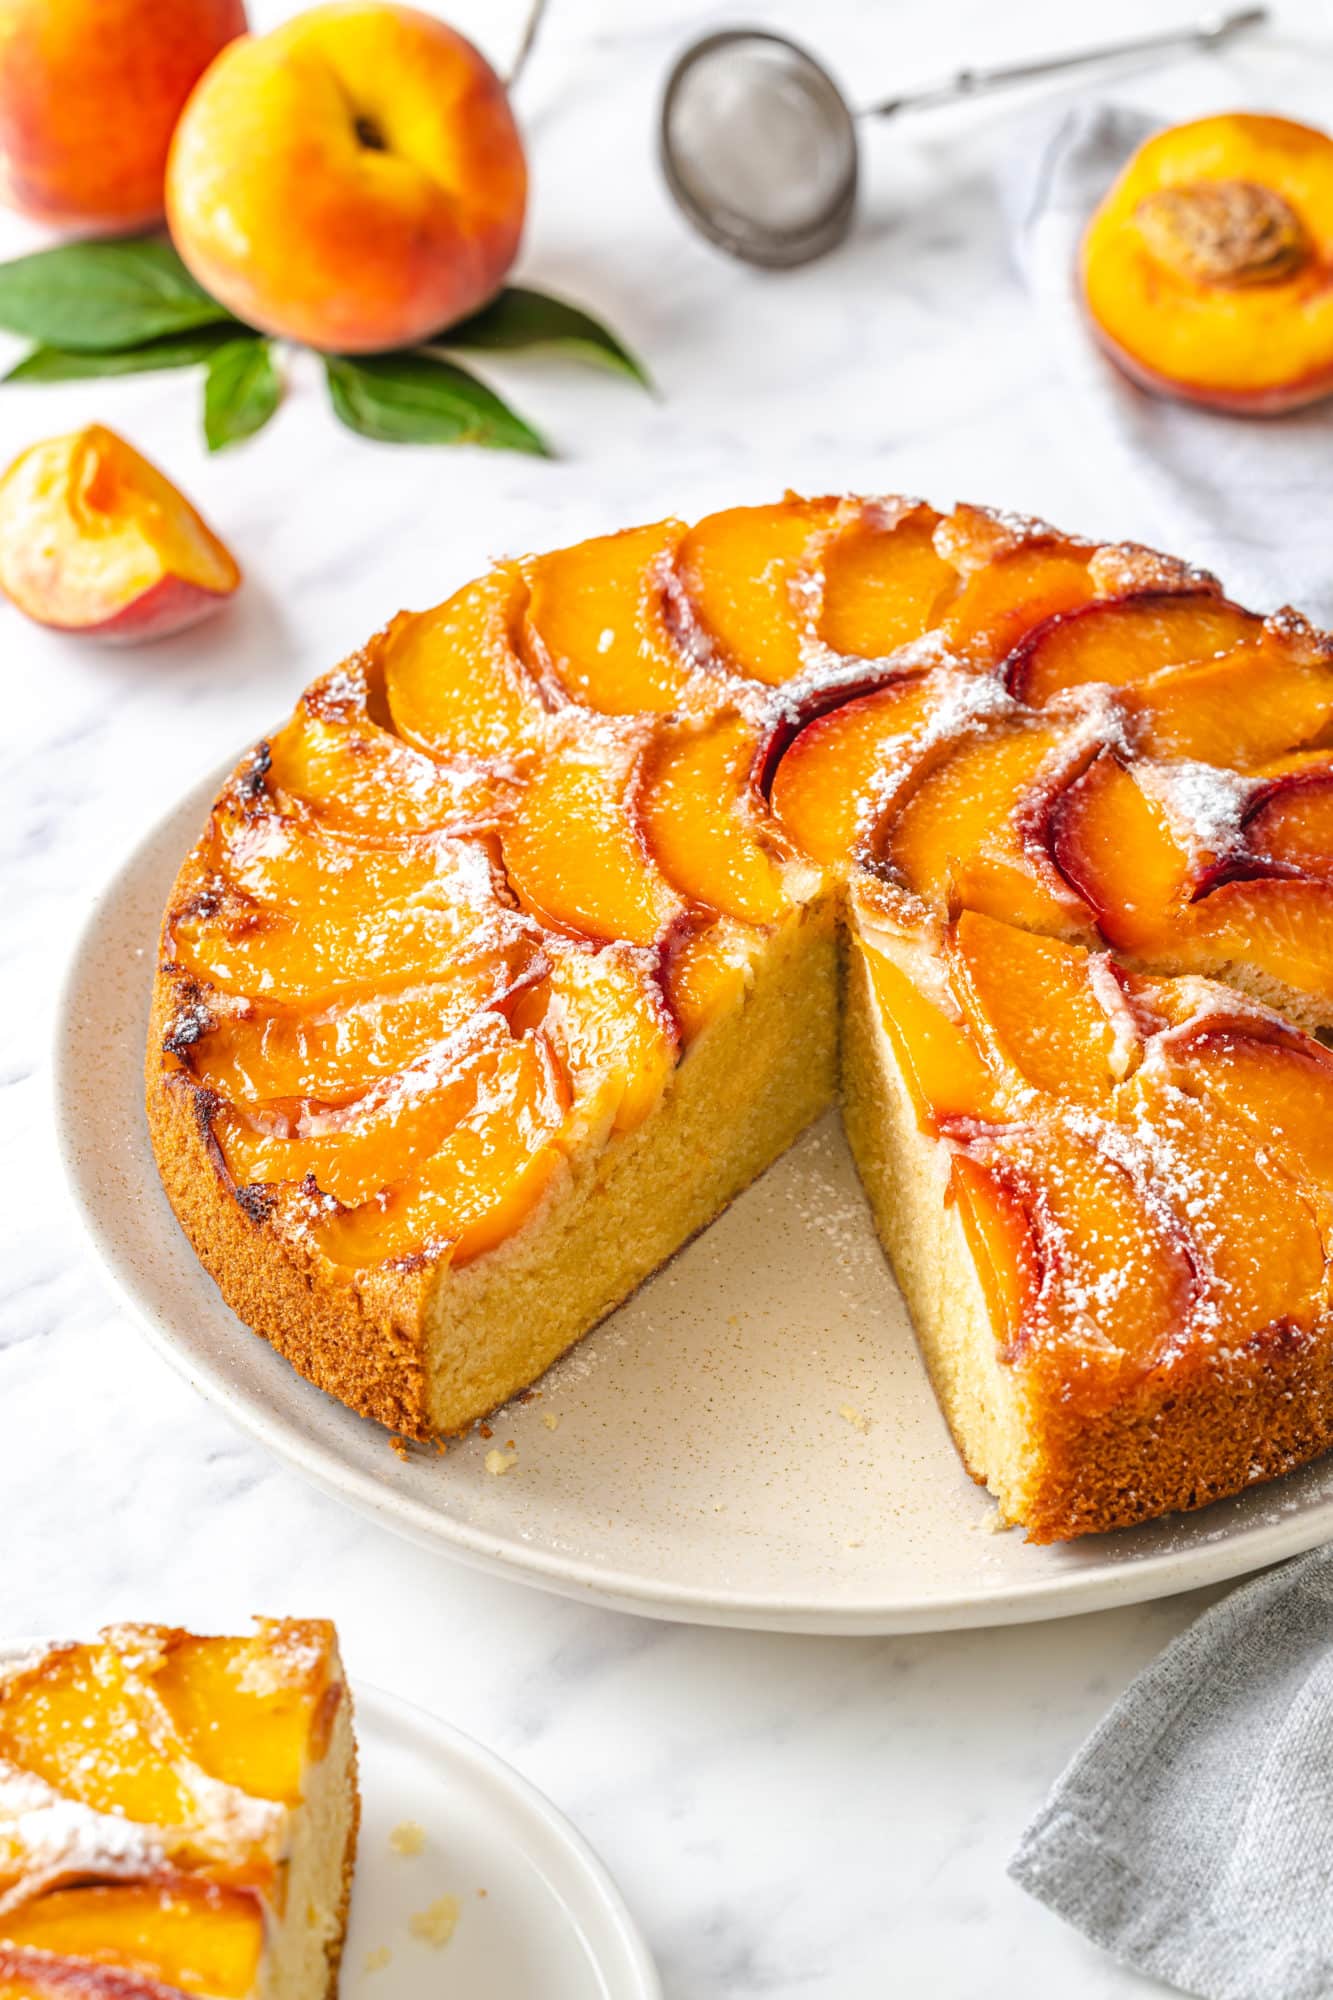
[0,1645,199,1834]
[0,1946,179,1999]
[661,916,755,1044]
[939,542,1095,663]
[383,567,546,761]
[1189,877,1333,1003]
[950,909,1129,1104]
[1125,631,1333,767]
[312,1025,569,1267]
[1127,1073,1326,1336]
[215,1014,529,1208]
[1165,1018,1333,1191]
[523,519,692,714]
[884,722,1088,931]
[676,497,843,684]
[150,1623,335,1807]
[859,937,1001,1128]
[768,677,936,863]
[0,424,239,642]
[178,957,540,1103]
[1007,591,1260,706]
[0,1880,263,1999]
[171,804,517,1006]
[817,503,956,657]
[267,699,499,836]
[514,939,677,1134]
[983,1120,1198,1379]
[1244,767,1333,877]
[948,1151,1041,1351]
[641,715,792,924]
[501,723,685,947]
[1049,751,1192,951]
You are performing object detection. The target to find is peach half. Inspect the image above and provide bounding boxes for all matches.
[1082,113,1333,413]
[0,425,240,642]
[166,2,527,354]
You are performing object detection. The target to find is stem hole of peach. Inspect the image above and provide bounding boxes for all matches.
[353,114,388,152]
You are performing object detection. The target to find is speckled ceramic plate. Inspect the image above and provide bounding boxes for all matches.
[53,770,1333,1632]
[0,1640,658,2000]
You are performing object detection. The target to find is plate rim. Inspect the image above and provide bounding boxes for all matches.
[0,1639,661,2000]
[51,768,1333,1634]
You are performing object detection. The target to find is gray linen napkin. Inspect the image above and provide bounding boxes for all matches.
[1004,100,1333,627]
[1010,1545,1333,1999]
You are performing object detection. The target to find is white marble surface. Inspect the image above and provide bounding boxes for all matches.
[5,1,1332,1992]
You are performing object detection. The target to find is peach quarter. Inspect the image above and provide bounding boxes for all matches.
[0,424,240,641]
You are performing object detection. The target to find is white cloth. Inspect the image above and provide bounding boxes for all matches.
[1007,101,1333,623]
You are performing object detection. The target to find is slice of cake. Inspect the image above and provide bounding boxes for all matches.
[0,1622,357,1999]
[146,493,1333,1539]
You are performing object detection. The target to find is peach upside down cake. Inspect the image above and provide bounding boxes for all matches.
[148,495,1333,1542]
[0,1622,356,2000]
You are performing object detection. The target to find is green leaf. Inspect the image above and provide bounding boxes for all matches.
[0,239,236,353]
[440,286,651,388]
[4,325,244,383]
[324,352,550,455]
[204,337,281,451]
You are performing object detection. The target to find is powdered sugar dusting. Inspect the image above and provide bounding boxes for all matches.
[1137,759,1251,864]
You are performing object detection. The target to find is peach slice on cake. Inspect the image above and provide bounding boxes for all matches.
[674,497,847,684]
[949,909,1133,1104]
[0,425,239,641]
[969,1119,1200,1385]
[266,682,502,836]
[382,567,547,762]
[311,1021,570,1268]
[816,501,957,659]
[1006,591,1261,706]
[171,950,542,1103]
[522,519,692,715]
[934,513,1098,663]
[1189,876,1333,1008]
[1242,766,1333,878]
[1123,622,1333,767]
[0,1878,266,1996]
[882,718,1093,933]
[641,713,795,924]
[767,676,937,862]
[169,795,523,1006]
[501,718,686,947]
[947,1152,1041,1351]
[1048,749,1194,952]
[1162,1012,1333,1192]
[512,936,677,1133]
[858,936,1002,1129]
[1125,1071,1327,1337]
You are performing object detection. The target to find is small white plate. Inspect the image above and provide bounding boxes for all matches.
[54,770,1333,1633]
[0,1641,657,2000]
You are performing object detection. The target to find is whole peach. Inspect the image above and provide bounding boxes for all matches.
[166,3,527,354]
[0,0,247,233]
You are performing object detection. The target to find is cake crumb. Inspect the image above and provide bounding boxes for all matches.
[478,1422,494,1439]
[389,1820,426,1856]
[363,1946,392,1973]
[409,1894,461,1947]
[982,1504,1014,1535]
[541,1411,560,1431]
[485,1448,516,1476]
[389,1436,409,1462]
[839,1402,870,1434]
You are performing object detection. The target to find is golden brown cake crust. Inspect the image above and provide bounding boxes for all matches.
[146,976,435,1439]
